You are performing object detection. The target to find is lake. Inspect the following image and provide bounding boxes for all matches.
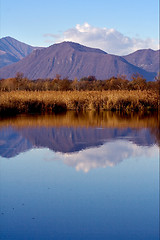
[0,111,159,240]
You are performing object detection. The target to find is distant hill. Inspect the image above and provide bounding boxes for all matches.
[123,49,159,74]
[0,41,156,81]
[0,36,40,68]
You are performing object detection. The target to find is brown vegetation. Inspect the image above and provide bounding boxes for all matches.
[0,73,159,114]
[0,72,159,92]
[0,90,159,115]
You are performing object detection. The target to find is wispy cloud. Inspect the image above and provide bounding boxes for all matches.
[43,33,61,39]
[44,23,159,55]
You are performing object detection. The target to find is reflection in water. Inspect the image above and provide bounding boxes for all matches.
[0,112,159,240]
[58,140,158,172]
[0,110,159,128]
[0,111,159,159]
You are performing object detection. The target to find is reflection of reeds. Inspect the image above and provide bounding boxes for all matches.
[0,111,159,146]
[0,111,158,129]
[0,90,158,114]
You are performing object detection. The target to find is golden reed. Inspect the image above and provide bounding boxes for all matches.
[0,90,159,114]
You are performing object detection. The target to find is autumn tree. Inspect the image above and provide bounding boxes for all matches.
[131,73,147,90]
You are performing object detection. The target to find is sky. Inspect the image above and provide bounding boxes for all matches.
[0,0,159,55]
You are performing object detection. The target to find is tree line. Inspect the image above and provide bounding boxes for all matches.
[0,72,159,92]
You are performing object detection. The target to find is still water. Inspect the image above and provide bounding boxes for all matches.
[0,111,159,240]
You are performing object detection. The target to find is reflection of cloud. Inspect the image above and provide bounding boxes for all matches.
[44,23,159,55]
[54,140,158,172]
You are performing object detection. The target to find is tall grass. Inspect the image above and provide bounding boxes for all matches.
[0,90,159,115]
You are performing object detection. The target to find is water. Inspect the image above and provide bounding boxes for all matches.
[0,112,159,240]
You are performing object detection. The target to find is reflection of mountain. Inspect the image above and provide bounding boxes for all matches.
[0,126,157,158]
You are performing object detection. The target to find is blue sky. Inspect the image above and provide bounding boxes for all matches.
[0,0,159,54]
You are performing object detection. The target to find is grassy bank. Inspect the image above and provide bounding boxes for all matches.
[0,90,159,115]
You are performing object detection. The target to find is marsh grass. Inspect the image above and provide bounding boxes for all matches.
[0,90,159,115]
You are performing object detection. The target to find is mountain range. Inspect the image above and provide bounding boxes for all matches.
[0,36,159,81]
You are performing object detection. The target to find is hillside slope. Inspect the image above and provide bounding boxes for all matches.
[0,36,40,68]
[123,49,159,74]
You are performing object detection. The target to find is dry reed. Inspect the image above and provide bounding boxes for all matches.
[0,90,159,115]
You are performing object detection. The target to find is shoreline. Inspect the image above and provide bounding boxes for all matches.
[0,90,159,115]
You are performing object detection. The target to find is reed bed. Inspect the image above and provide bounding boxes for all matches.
[0,90,159,115]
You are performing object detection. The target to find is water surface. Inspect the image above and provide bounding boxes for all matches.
[0,112,159,240]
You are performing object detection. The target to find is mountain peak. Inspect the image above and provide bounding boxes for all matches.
[1,36,32,47]
[123,48,159,73]
[49,41,107,54]
[0,36,41,68]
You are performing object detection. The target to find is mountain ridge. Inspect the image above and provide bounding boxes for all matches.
[0,36,41,68]
[0,37,158,81]
[123,48,159,73]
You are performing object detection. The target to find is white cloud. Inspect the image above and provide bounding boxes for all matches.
[45,140,158,173]
[44,23,159,55]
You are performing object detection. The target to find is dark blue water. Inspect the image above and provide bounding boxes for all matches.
[0,113,159,240]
